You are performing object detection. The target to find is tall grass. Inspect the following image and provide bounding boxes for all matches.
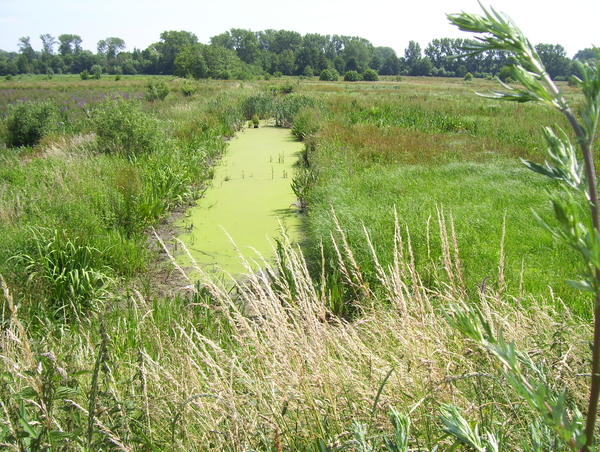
[0,218,590,450]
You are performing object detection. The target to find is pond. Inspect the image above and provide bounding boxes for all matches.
[175,121,303,276]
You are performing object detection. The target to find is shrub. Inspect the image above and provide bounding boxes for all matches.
[5,74,13,81]
[362,68,379,81]
[3,100,57,148]
[319,68,339,81]
[181,80,197,97]
[463,72,474,81]
[344,70,360,82]
[145,78,170,101]
[80,69,89,80]
[92,98,162,158]
[90,64,103,79]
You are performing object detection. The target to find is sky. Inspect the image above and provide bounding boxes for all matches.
[0,0,598,58]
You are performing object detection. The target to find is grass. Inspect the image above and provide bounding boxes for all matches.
[0,221,591,450]
[0,76,596,450]
[300,78,592,317]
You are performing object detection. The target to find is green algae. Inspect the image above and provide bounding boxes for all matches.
[175,122,303,276]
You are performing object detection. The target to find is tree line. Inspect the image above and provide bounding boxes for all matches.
[0,29,596,80]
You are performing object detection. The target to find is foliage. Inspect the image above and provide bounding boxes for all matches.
[362,68,379,81]
[2,100,57,148]
[242,91,275,119]
[274,93,320,128]
[448,5,600,451]
[145,77,170,101]
[90,64,102,79]
[11,228,112,322]
[291,106,322,140]
[181,79,198,96]
[79,69,89,80]
[344,70,360,81]
[319,68,338,81]
[92,97,163,157]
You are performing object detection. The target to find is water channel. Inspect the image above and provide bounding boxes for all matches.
[175,121,303,276]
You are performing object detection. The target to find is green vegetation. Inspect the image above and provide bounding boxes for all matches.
[0,15,598,447]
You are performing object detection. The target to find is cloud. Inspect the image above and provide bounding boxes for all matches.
[0,17,20,24]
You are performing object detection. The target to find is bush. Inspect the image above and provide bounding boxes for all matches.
[90,64,103,79]
[3,100,57,148]
[181,80,197,97]
[344,70,360,82]
[362,68,379,81]
[80,70,89,80]
[463,72,474,81]
[92,98,163,158]
[319,68,339,81]
[145,78,170,101]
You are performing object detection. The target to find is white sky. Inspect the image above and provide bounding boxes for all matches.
[0,0,597,58]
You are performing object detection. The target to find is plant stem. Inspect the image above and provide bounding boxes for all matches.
[546,70,600,450]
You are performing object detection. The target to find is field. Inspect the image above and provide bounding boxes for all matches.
[0,74,596,450]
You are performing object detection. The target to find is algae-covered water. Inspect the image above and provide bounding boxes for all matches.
[176,122,303,276]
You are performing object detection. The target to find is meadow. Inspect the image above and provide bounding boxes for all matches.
[0,73,596,450]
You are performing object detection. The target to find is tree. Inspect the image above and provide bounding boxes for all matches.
[404,41,422,68]
[97,37,126,60]
[229,28,262,66]
[535,43,571,79]
[154,31,198,74]
[58,34,82,56]
[174,44,207,79]
[40,34,57,55]
[342,38,374,73]
[410,56,433,76]
[17,37,35,73]
[574,47,599,63]
[380,54,400,75]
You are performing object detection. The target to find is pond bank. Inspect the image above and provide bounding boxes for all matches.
[175,121,303,276]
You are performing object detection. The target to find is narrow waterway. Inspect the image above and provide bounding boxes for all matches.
[175,122,303,276]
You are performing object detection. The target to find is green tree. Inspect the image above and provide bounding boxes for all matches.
[342,38,374,73]
[404,40,422,69]
[97,37,125,61]
[535,43,572,79]
[381,54,400,75]
[17,37,35,72]
[39,34,56,55]
[174,44,207,79]
[154,31,198,74]
[58,34,82,56]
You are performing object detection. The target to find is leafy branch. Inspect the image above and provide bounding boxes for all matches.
[447,3,599,451]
